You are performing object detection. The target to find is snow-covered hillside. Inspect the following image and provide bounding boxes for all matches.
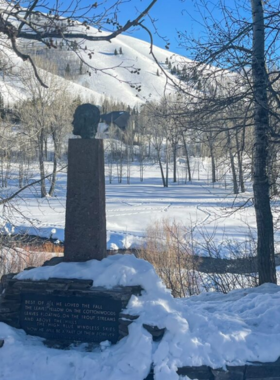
[70,31,186,106]
[0,26,193,107]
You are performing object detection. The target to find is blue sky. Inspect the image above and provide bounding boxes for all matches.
[115,0,205,56]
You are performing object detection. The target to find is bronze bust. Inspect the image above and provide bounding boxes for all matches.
[72,104,100,139]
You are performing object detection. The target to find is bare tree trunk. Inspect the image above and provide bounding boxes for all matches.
[165,139,169,187]
[227,130,238,194]
[251,0,276,284]
[173,142,177,183]
[182,132,192,181]
[38,131,47,197]
[44,137,48,160]
[18,152,24,188]
[235,128,245,193]
[156,148,166,187]
[3,150,10,188]
[267,144,278,197]
[48,129,58,196]
[208,133,216,183]
[126,143,131,184]
[139,133,144,182]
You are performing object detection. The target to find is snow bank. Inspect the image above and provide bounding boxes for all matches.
[16,254,168,295]
[0,255,279,380]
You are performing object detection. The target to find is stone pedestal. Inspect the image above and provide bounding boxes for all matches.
[64,139,107,261]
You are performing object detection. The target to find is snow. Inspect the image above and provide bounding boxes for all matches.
[16,253,165,292]
[0,24,195,107]
[1,159,260,257]
[1,159,280,379]
[1,254,280,380]
[0,63,100,105]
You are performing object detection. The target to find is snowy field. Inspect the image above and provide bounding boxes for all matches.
[1,157,263,258]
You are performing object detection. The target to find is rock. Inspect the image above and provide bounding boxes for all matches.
[212,368,244,380]
[142,324,165,341]
[246,364,280,378]
[144,369,154,380]
[177,365,214,379]
[0,277,142,346]
[42,257,64,266]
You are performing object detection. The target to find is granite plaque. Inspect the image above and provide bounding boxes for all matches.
[20,293,122,343]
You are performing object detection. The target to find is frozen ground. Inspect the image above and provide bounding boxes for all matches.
[1,254,280,380]
[0,157,262,258]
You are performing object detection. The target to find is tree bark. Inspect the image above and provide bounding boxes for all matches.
[235,128,245,193]
[182,133,192,182]
[48,129,58,196]
[251,0,276,284]
[227,130,238,194]
[173,142,177,183]
[38,130,47,197]
[165,139,169,187]
[156,148,166,187]
[208,133,216,183]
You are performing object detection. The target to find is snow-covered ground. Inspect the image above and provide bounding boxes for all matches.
[1,254,280,380]
[1,157,260,257]
[1,156,280,380]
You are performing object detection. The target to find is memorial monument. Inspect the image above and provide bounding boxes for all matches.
[0,104,143,347]
[64,104,107,262]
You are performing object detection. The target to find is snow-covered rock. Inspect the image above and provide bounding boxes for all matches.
[0,255,279,379]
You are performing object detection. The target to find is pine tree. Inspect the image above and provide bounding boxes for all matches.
[192,68,198,81]
[165,57,169,65]
[181,64,187,80]
[119,47,123,55]
[171,65,176,74]
[65,63,71,77]
[156,69,160,76]
[0,92,4,119]
[71,40,78,51]
[79,61,83,75]
[168,61,172,70]
[114,48,118,55]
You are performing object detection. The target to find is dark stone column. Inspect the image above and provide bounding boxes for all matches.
[64,139,107,261]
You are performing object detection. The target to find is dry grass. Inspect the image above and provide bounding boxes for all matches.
[0,241,63,277]
[137,219,200,297]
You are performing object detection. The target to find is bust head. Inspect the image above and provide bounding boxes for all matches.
[72,104,100,139]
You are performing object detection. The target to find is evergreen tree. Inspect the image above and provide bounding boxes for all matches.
[65,63,71,77]
[168,61,172,70]
[171,65,176,75]
[79,61,83,75]
[71,40,78,51]
[181,64,187,80]
[192,68,198,81]
[156,69,160,76]
[114,48,118,55]
[0,93,4,119]
[165,57,169,65]
[119,47,123,55]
